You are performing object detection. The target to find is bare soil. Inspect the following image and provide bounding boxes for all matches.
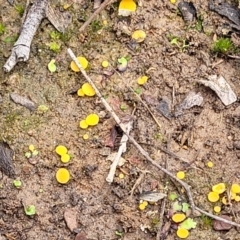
[1,0,240,239]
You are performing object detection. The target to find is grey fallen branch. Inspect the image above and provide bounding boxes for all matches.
[67,48,240,228]
[106,117,133,183]
[4,0,71,72]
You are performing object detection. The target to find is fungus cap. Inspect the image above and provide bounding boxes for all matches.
[82,83,95,96]
[118,0,137,16]
[86,114,99,126]
[172,213,186,223]
[177,228,189,239]
[56,168,70,184]
[231,183,240,194]
[102,60,109,68]
[208,191,219,202]
[79,120,89,129]
[137,76,148,85]
[77,88,85,97]
[176,171,185,180]
[55,145,68,156]
[61,153,70,163]
[213,206,221,213]
[212,183,226,194]
[132,30,146,43]
[70,56,88,72]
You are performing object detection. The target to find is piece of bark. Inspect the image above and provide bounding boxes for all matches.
[10,93,36,111]
[0,142,15,178]
[213,215,233,231]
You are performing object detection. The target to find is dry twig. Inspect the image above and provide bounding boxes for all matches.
[79,0,114,33]
[67,48,240,228]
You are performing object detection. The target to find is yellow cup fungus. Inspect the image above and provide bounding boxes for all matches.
[29,144,35,152]
[79,120,89,129]
[70,56,88,72]
[172,213,186,223]
[119,173,125,179]
[132,30,146,43]
[176,171,185,180]
[170,0,176,4]
[207,161,213,168]
[86,113,99,126]
[213,206,221,213]
[56,168,70,184]
[118,0,136,16]
[83,134,89,140]
[77,88,85,97]
[212,183,226,194]
[208,191,219,202]
[137,76,148,85]
[55,145,68,156]
[61,153,70,163]
[235,195,240,202]
[230,191,236,200]
[102,60,109,68]
[177,228,189,239]
[81,83,95,96]
[139,200,148,211]
[222,196,228,205]
[231,183,240,194]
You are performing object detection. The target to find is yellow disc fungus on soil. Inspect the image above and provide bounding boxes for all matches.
[79,120,89,129]
[29,144,35,152]
[55,145,68,156]
[102,60,109,68]
[86,114,99,126]
[231,183,240,194]
[172,213,186,223]
[222,196,228,205]
[61,154,70,163]
[83,134,89,140]
[56,168,70,184]
[213,206,221,213]
[118,0,136,16]
[212,183,226,194]
[177,228,189,239]
[207,161,213,168]
[70,56,88,72]
[208,192,219,202]
[119,173,124,179]
[137,76,148,85]
[132,30,146,43]
[82,83,95,96]
[77,88,85,97]
[235,195,240,202]
[176,171,185,180]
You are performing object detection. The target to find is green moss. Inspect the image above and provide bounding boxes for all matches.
[212,38,233,54]
[14,4,24,16]
[91,20,103,32]
[49,42,61,52]
[200,215,212,228]
[0,23,6,35]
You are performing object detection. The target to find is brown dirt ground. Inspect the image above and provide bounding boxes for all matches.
[1,0,240,239]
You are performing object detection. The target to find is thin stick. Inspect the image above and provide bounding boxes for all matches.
[79,0,114,33]
[67,48,240,227]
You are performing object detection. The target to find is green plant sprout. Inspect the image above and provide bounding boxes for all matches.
[24,205,36,216]
[170,37,189,52]
[13,180,22,188]
[212,38,233,54]
[50,30,61,40]
[25,151,31,158]
[0,23,6,35]
[49,42,61,52]
[15,4,24,16]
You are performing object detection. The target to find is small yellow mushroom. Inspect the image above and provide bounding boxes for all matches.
[172,213,186,223]
[56,168,70,184]
[77,88,85,97]
[212,183,226,194]
[55,145,68,156]
[231,183,240,194]
[81,83,95,96]
[207,161,213,168]
[176,171,185,180]
[235,195,240,202]
[86,114,99,126]
[119,173,124,179]
[61,153,70,163]
[213,206,221,213]
[118,0,137,16]
[29,144,35,152]
[132,30,146,43]
[83,134,89,140]
[70,56,88,72]
[139,203,146,210]
[79,120,89,129]
[137,76,148,85]
[102,60,109,68]
[177,228,189,239]
[208,191,219,202]
[222,196,228,205]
